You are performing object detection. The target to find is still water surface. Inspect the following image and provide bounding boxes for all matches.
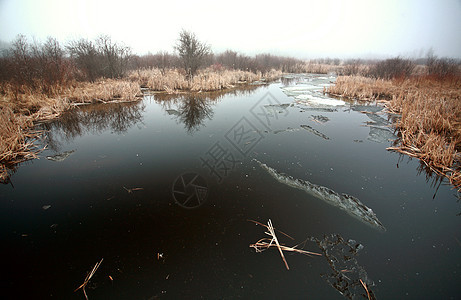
[1,74,460,299]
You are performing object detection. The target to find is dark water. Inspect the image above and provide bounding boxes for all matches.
[1,74,460,299]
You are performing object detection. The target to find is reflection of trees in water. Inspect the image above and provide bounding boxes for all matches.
[153,84,261,103]
[40,101,145,151]
[396,154,461,214]
[154,85,261,134]
[177,94,214,134]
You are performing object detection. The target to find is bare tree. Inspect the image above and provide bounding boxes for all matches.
[96,35,132,78]
[11,35,36,88]
[174,30,211,78]
[67,35,132,81]
[67,38,101,81]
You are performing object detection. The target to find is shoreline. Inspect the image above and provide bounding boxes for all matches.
[0,68,282,182]
[327,75,461,191]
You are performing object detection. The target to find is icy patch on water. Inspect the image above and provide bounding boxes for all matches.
[367,127,397,143]
[351,105,398,143]
[273,127,300,134]
[295,95,345,107]
[310,234,377,299]
[281,85,319,97]
[280,74,344,107]
[254,159,386,232]
[300,125,330,140]
[46,150,75,162]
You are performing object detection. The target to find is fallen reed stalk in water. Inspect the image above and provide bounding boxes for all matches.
[360,279,372,300]
[74,258,103,300]
[249,219,322,270]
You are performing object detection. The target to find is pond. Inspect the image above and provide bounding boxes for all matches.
[1,74,460,299]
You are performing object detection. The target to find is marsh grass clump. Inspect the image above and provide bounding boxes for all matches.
[0,78,142,181]
[128,68,188,91]
[66,79,142,103]
[326,76,396,100]
[128,67,280,93]
[328,74,461,190]
[0,107,43,181]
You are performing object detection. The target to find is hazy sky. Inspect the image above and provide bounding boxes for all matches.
[1,0,460,58]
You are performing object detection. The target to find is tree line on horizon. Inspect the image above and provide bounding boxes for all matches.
[0,31,307,87]
[0,31,460,98]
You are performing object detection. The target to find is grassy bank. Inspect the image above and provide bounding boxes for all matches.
[128,68,282,92]
[327,75,461,191]
[0,78,143,181]
[0,68,282,181]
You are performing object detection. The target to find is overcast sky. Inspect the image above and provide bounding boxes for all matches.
[1,0,460,59]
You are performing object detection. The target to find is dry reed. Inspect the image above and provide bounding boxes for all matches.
[0,78,142,181]
[1,67,279,181]
[0,107,44,181]
[249,219,321,270]
[327,75,461,190]
[326,76,396,100]
[74,258,103,300]
[128,67,281,92]
[66,79,142,103]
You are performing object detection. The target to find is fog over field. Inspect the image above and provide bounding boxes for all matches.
[1,0,460,58]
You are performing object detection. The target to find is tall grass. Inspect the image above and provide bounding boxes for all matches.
[0,78,142,182]
[0,107,42,181]
[326,76,396,100]
[128,67,281,92]
[327,75,461,190]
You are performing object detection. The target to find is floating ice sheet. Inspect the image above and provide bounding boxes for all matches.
[367,126,397,143]
[295,95,345,107]
[254,159,386,232]
[300,125,330,140]
[46,150,75,162]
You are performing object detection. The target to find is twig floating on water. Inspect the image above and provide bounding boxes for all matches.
[360,279,372,300]
[123,186,144,193]
[74,258,103,300]
[249,219,321,271]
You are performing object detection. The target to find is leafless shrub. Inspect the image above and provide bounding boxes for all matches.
[341,59,362,76]
[427,56,460,79]
[2,35,72,98]
[96,35,132,78]
[67,38,102,82]
[31,37,72,93]
[367,57,415,79]
[131,51,181,73]
[67,35,132,81]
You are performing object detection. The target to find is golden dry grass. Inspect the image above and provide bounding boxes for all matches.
[66,79,142,103]
[326,76,396,100]
[0,107,43,180]
[327,75,461,191]
[300,62,342,74]
[0,79,142,182]
[128,68,282,92]
[0,68,281,181]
